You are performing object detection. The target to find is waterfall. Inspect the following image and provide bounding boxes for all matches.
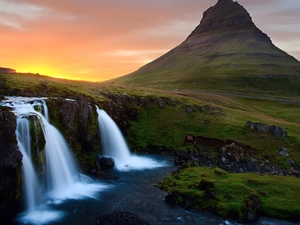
[16,117,40,211]
[42,118,78,199]
[1,97,108,224]
[96,107,165,171]
[97,108,131,162]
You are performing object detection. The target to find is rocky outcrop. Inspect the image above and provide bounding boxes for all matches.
[246,121,287,139]
[101,92,144,134]
[0,107,22,209]
[179,135,299,177]
[46,98,101,172]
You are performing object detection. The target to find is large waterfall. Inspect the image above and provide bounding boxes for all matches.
[1,97,107,224]
[96,107,165,171]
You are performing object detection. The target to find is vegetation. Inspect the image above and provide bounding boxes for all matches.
[110,38,300,99]
[159,166,300,221]
[1,72,300,221]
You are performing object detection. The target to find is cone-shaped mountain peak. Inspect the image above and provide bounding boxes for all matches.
[112,0,300,97]
[186,0,271,45]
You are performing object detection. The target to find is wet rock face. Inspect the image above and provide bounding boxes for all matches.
[0,108,22,168]
[101,93,147,135]
[46,98,100,156]
[0,107,22,208]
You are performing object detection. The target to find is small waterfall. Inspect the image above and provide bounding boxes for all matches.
[16,117,40,211]
[97,108,131,162]
[96,107,165,171]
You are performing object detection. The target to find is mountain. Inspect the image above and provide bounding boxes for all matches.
[111,0,300,97]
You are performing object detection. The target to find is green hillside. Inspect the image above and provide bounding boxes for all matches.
[110,0,300,98]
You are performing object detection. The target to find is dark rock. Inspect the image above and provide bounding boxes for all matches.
[94,210,150,225]
[242,190,261,221]
[287,158,296,167]
[98,156,115,170]
[204,188,217,200]
[165,190,180,204]
[274,126,287,139]
[155,98,165,109]
[198,178,214,190]
[46,98,100,161]
[246,121,287,139]
[0,107,23,208]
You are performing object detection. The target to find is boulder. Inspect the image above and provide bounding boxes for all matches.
[97,156,115,169]
[164,190,180,204]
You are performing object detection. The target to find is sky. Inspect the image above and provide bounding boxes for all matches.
[0,0,300,82]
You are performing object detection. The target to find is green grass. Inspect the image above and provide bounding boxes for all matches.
[1,72,300,168]
[159,166,300,221]
[1,71,300,221]
[110,37,300,99]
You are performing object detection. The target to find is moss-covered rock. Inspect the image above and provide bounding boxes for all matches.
[242,190,262,221]
[46,98,101,172]
[29,115,46,176]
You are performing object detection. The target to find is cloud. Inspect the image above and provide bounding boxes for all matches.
[0,0,299,81]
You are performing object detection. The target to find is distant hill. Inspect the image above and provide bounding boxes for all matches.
[0,67,16,74]
[111,0,300,98]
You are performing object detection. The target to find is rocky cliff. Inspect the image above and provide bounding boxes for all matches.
[0,107,22,209]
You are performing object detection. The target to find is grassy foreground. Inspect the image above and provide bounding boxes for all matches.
[159,166,300,221]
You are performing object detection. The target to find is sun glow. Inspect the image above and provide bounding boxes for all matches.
[17,65,63,77]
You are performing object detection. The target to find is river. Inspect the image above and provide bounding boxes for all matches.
[1,154,299,225]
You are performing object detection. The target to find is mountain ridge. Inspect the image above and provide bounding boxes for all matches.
[110,0,300,97]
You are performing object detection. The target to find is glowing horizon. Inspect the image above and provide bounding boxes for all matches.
[1,0,300,82]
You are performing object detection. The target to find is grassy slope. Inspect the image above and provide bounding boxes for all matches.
[159,167,300,221]
[1,72,300,220]
[1,72,300,167]
[110,38,300,98]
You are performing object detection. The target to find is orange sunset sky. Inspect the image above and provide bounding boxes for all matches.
[1,0,300,82]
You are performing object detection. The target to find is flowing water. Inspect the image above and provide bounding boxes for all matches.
[1,97,299,225]
[96,107,165,171]
[1,97,109,224]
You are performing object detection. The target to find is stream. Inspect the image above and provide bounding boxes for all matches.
[2,154,299,225]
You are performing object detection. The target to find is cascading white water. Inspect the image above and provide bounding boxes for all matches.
[1,97,108,224]
[42,119,78,199]
[96,107,165,171]
[16,117,40,211]
[97,109,131,162]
